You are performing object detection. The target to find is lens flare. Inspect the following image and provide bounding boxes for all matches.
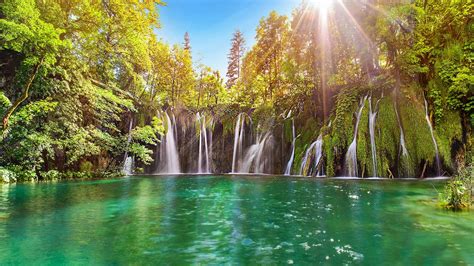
[310,0,334,12]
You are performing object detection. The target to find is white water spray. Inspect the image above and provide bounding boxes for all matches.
[299,134,323,176]
[368,97,381,176]
[239,131,271,174]
[156,112,181,174]
[424,97,441,176]
[345,96,367,177]
[284,119,296,175]
[196,113,211,174]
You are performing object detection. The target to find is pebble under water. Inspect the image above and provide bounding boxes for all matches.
[0,176,473,264]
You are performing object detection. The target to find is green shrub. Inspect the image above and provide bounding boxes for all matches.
[40,170,60,181]
[6,165,37,182]
[79,161,94,173]
[0,167,17,183]
[439,164,473,211]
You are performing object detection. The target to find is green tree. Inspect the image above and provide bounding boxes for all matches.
[226,30,246,88]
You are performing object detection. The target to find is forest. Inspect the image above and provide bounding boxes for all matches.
[0,0,472,181]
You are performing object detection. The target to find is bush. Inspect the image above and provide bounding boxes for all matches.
[79,161,94,173]
[6,165,37,182]
[40,170,60,181]
[439,164,473,211]
[0,167,17,183]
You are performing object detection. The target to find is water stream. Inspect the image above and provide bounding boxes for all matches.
[423,97,441,176]
[284,119,296,175]
[239,131,272,174]
[196,113,211,174]
[368,97,380,176]
[345,96,367,177]
[156,112,181,174]
[123,117,134,175]
[299,134,323,176]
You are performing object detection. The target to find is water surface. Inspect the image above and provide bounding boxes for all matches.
[0,176,473,264]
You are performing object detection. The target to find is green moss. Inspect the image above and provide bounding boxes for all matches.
[436,110,462,171]
[375,98,399,177]
[399,96,437,174]
[323,134,334,177]
[356,99,370,177]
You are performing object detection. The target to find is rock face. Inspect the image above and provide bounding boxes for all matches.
[141,91,463,178]
[0,168,17,183]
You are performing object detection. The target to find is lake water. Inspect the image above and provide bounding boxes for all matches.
[0,175,473,264]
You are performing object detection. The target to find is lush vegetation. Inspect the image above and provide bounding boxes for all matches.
[439,163,473,211]
[0,0,472,181]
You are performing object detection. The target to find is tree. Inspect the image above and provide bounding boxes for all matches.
[184,32,191,52]
[256,12,289,101]
[226,30,246,88]
[0,0,65,132]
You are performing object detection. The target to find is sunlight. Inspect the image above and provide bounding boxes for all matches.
[309,0,334,14]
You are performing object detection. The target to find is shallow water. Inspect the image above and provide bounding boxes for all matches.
[0,176,473,264]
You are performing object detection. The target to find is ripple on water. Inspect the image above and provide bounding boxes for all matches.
[335,245,364,261]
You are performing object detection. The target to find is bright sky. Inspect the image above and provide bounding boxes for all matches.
[156,0,299,76]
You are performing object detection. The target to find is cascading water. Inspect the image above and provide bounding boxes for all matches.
[232,113,250,173]
[284,119,296,175]
[232,114,242,173]
[209,118,214,172]
[123,117,134,175]
[123,157,133,175]
[424,97,441,176]
[394,105,409,158]
[196,113,211,174]
[368,97,381,177]
[299,134,323,177]
[345,96,367,177]
[239,131,271,174]
[156,112,181,174]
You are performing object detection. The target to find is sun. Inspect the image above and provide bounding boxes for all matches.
[309,0,334,12]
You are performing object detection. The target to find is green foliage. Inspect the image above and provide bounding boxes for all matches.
[436,110,463,170]
[399,95,437,173]
[40,170,60,181]
[0,91,11,113]
[375,98,400,177]
[0,0,472,180]
[439,164,473,211]
[79,161,94,173]
[0,167,16,183]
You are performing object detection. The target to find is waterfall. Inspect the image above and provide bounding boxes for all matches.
[345,96,367,177]
[424,97,441,176]
[368,97,381,177]
[196,113,211,174]
[123,116,134,175]
[123,156,133,175]
[156,112,181,174]
[232,113,250,173]
[239,131,271,174]
[209,118,213,173]
[284,119,296,175]
[394,105,409,158]
[299,134,323,176]
[232,114,242,173]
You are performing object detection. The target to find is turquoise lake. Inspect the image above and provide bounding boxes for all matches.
[0,176,473,264]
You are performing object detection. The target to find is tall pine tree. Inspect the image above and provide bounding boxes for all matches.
[184,32,191,52]
[226,30,245,88]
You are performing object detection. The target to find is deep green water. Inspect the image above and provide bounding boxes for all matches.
[0,176,473,265]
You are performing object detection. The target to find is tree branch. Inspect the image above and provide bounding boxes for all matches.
[2,56,45,132]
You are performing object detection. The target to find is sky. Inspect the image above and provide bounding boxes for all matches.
[156,0,300,76]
